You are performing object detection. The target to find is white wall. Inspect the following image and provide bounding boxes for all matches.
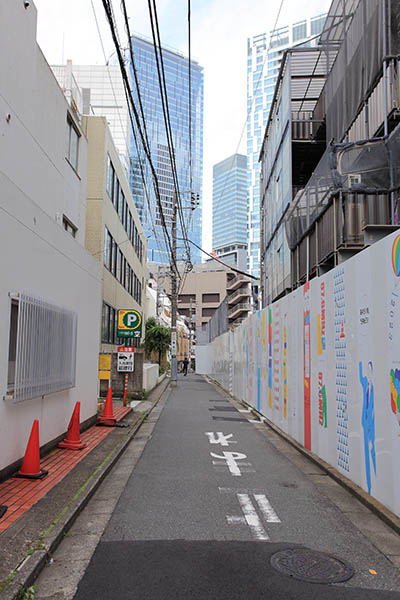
[143,364,159,392]
[0,1,102,471]
[205,229,400,519]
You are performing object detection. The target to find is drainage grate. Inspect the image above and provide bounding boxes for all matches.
[280,482,298,489]
[212,416,248,422]
[209,406,237,412]
[270,548,354,584]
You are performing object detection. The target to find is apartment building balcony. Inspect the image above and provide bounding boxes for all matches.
[226,273,249,291]
[227,285,250,306]
[228,302,250,321]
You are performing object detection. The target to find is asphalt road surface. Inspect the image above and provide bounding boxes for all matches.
[74,374,400,599]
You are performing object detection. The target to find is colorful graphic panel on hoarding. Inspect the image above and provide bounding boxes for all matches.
[303,283,311,450]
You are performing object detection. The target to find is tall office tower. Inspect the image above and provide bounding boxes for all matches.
[247,14,326,276]
[212,154,248,270]
[130,35,204,265]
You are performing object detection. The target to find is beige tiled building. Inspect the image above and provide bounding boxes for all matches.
[164,262,251,331]
[82,116,147,369]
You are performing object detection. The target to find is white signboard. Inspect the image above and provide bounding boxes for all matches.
[171,330,177,356]
[117,346,135,372]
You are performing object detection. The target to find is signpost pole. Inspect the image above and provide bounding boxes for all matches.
[171,191,178,386]
[123,373,128,407]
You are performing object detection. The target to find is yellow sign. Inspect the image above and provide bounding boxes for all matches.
[98,370,111,380]
[99,354,111,370]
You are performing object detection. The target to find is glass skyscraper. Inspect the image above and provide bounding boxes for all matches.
[212,153,247,250]
[247,14,326,276]
[130,35,204,265]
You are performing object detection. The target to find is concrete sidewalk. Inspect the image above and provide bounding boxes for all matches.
[0,378,169,600]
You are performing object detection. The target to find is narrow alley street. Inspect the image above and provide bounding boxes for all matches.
[33,374,400,599]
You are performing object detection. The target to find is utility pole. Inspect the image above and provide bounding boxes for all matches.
[188,297,193,366]
[156,265,161,320]
[171,191,178,385]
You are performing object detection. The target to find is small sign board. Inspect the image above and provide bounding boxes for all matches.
[117,346,135,372]
[171,330,177,356]
[98,354,111,380]
[117,310,142,339]
[99,354,111,370]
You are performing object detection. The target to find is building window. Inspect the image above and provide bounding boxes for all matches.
[311,15,325,36]
[293,21,307,42]
[7,300,18,390]
[118,189,124,221]
[106,155,114,200]
[117,249,123,282]
[66,115,79,171]
[202,307,216,317]
[202,293,220,303]
[179,294,196,303]
[104,227,112,270]
[63,215,77,238]
[111,239,117,276]
[7,293,77,402]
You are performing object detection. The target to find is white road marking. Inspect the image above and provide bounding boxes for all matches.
[254,494,281,523]
[237,493,269,540]
[226,516,246,525]
[205,432,236,446]
[210,451,248,476]
[249,418,266,424]
[238,409,251,413]
[219,487,265,494]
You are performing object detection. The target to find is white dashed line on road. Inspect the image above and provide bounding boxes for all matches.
[254,494,281,523]
[236,493,270,540]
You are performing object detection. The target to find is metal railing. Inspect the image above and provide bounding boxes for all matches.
[8,293,78,403]
[226,274,249,291]
[227,286,251,305]
[228,302,250,319]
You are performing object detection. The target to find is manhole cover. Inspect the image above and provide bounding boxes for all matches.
[270,548,353,584]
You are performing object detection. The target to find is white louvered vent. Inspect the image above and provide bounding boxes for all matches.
[7,293,77,403]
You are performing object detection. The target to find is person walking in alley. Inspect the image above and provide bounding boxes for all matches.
[183,356,189,376]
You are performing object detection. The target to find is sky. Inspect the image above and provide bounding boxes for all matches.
[33,0,330,253]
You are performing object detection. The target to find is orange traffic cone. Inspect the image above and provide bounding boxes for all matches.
[97,386,116,426]
[14,420,48,479]
[58,402,87,450]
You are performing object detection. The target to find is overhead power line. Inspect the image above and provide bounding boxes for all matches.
[177,237,259,281]
[101,0,181,277]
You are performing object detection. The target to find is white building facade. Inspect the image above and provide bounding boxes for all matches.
[52,62,130,175]
[0,1,102,474]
